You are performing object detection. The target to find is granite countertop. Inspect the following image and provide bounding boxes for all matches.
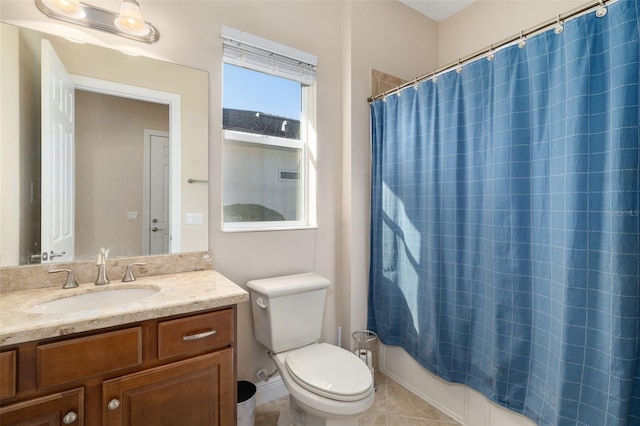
[0,269,248,347]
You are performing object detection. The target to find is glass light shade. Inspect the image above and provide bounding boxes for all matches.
[114,0,150,36]
[42,0,85,18]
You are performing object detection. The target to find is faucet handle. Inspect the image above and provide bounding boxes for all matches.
[49,269,79,289]
[123,263,147,282]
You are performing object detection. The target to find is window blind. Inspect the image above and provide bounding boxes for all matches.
[222,26,317,86]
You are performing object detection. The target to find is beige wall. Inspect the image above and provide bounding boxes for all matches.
[75,91,169,258]
[438,0,587,66]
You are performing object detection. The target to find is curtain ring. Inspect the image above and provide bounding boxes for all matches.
[456,59,463,74]
[518,31,527,48]
[554,15,564,34]
[487,44,496,61]
[432,69,438,83]
[596,0,607,17]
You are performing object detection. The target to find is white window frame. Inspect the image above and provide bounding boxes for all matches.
[221,27,317,232]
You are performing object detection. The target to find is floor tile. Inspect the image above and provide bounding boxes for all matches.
[254,373,460,426]
[386,379,458,423]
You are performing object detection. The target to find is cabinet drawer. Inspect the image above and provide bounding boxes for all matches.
[0,350,16,399]
[158,310,233,359]
[0,387,83,425]
[37,327,142,389]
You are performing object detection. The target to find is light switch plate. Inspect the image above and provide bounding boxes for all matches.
[127,211,139,221]
[186,213,204,224]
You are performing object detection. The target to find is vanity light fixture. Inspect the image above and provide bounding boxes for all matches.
[35,0,159,43]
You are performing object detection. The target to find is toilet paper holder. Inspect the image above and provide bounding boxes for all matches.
[352,330,378,389]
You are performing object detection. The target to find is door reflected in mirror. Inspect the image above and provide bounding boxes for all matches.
[0,23,209,267]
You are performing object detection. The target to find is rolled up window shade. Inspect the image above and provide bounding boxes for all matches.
[222,26,317,86]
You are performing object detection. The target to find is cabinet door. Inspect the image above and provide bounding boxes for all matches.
[102,349,234,426]
[0,387,83,426]
[0,351,16,399]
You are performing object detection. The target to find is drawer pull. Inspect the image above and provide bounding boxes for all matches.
[108,398,121,410]
[183,330,217,341]
[63,411,78,424]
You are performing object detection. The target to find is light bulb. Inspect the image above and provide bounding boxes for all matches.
[114,0,150,36]
[43,0,85,18]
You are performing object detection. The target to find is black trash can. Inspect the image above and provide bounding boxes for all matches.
[237,380,256,426]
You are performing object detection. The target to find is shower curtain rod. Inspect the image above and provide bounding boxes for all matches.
[367,0,616,103]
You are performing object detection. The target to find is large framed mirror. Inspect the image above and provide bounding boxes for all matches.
[0,22,209,266]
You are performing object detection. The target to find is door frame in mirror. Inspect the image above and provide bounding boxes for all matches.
[71,75,182,253]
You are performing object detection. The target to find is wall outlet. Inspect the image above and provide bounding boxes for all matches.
[185,213,204,224]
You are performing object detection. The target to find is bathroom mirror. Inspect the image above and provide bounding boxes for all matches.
[0,22,209,266]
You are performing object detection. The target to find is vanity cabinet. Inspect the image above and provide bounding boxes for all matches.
[0,307,236,426]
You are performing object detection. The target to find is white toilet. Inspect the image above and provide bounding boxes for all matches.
[247,273,375,426]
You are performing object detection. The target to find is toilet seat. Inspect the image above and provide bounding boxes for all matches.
[284,343,373,402]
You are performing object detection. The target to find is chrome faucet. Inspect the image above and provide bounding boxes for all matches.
[49,269,79,289]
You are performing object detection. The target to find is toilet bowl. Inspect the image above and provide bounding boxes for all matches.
[271,343,375,425]
[247,273,375,425]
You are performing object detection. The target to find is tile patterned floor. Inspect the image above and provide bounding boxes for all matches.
[255,373,461,425]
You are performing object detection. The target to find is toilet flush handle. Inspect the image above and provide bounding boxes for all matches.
[256,297,267,309]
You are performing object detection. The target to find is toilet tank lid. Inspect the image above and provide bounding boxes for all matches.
[247,272,330,297]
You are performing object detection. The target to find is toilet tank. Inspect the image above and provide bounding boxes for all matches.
[247,273,330,353]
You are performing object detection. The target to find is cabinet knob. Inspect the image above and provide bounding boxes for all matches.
[63,411,78,424]
[108,399,121,410]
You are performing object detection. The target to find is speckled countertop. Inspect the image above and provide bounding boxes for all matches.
[0,269,248,347]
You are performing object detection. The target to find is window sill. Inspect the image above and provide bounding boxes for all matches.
[221,223,318,233]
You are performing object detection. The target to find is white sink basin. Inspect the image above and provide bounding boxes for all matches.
[26,287,159,314]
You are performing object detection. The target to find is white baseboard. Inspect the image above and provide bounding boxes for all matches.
[255,375,289,406]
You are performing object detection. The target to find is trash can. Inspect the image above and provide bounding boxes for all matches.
[352,330,378,388]
[237,380,256,426]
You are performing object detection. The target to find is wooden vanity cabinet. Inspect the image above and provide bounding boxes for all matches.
[0,307,237,426]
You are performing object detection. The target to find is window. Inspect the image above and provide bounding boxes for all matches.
[221,27,317,231]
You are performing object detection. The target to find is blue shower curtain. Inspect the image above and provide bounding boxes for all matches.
[368,1,639,425]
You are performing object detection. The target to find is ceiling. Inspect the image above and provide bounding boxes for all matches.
[398,0,476,22]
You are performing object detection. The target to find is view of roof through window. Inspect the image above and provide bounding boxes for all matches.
[223,63,302,139]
